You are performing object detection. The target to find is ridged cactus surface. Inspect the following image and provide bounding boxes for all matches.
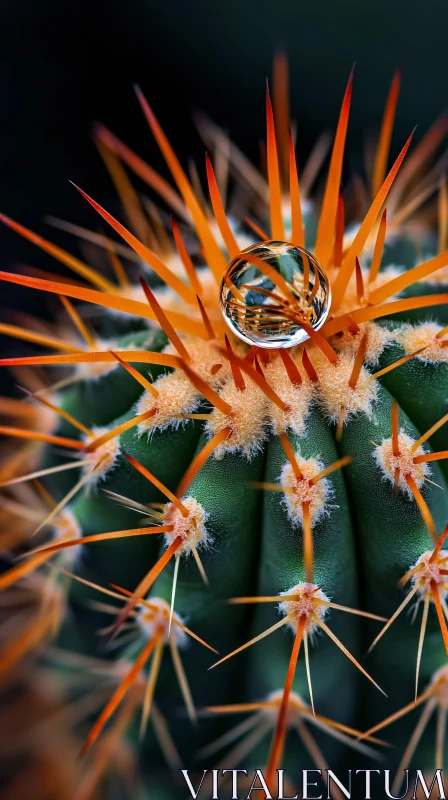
[0,61,447,799]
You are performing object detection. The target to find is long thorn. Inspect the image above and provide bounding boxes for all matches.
[70,184,196,304]
[405,474,437,543]
[266,82,285,240]
[170,636,197,725]
[169,555,180,635]
[415,592,430,700]
[315,614,386,695]
[176,427,231,499]
[109,350,158,398]
[372,71,401,197]
[80,634,159,756]
[139,278,191,361]
[109,537,182,637]
[140,636,164,739]
[124,453,188,516]
[412,413,448,452]
[209,615,293,670]
[303,502,313,584]
[368,582,421,652]
[265,615,306,785]
[431,581,448,655]
[304,632,315,716]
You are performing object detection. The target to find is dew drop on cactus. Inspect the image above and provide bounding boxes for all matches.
[220,240,331,348]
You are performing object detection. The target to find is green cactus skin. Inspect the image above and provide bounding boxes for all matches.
[0,66,448,800]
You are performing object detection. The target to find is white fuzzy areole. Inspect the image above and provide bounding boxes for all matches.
[51,509,82,569]
[373,431,430,497]
[279,582,330,636]
[83,428,120,483]
[207,380,268,458]
[164,337,233,388]
[137,371,200,434]
[331,322,394,366]
[164,496,210,557]
[136,336,235,434]
[312,350,378,423]
[397,322,448,363]
[280,455,331,527]
[136,597,187,647]
[34,402,59,435]
[262,689,305,722]
[264,357,313,436]
[411,549,448,600]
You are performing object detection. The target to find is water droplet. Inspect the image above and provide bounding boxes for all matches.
[220,241,331,349]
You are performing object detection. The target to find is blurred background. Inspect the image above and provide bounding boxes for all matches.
[2,0,448,226]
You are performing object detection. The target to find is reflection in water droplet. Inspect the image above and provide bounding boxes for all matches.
[220,241,331,349]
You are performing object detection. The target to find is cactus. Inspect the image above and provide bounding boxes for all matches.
[0,59,447,799]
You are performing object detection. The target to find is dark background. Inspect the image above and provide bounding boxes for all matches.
[2,0,448,219]
[0,0,447,325]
